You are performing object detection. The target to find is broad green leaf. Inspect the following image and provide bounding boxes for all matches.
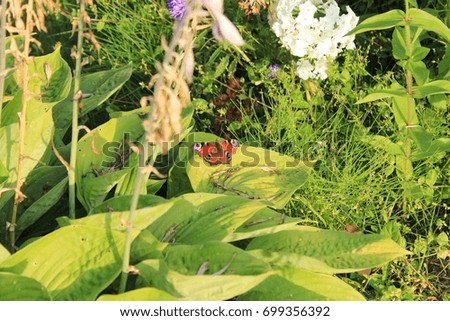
[347,10,405,35]
[137,259,274,301]
[238,272,364,301]
[407,125,433,152]
[81,169,130,210]
[163,242,271,276]
[277,267,366,300]
[392,27,407,60]
[0,225,125,300]
[0,272,51,300]
[53,65,133,136]
[0,109,54,242]
[412,137,450,161]
[392,89,419,128]
[65,200,176,233]
[395,155,414,180]
[98,287,178,301]
[89,194,167,215]
[0,161,7,184]
[147,193,293,244]
[75,114,144,211]
[356,89,406,104]
[0,243,10,263]
[406,61,429,85]
[131,230,168,263]
[412,80,450,98]
[188,145,312,208]
[408,8,450,43]
[1,47,71,127]
[15,177,68,239]
[247,229,410,274]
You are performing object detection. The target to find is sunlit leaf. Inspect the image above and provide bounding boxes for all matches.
[98,287,178,301]
[0,272,51,300]
[347,10,405,35]
[247,229,411,274]
[0,225,125,300]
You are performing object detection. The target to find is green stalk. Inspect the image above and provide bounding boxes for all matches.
[0,0,7,126]
[10,0,34,250]
[68,0,85,219]
[403,2,413,182]
[118,142,150,293]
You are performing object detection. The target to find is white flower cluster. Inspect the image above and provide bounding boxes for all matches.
[270,0,359,80]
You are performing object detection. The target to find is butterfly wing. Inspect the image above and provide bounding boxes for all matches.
[193,140,240,165]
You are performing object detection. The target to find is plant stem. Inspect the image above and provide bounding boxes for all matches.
[118,142,150,293]
[0,0,7,126]
[10,0,34,250]
[68,0,85,219]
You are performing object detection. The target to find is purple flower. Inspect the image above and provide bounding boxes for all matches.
[167,0,186,20]
[268,64,280,79]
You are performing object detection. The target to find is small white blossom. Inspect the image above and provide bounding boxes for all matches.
[270,0,359,80]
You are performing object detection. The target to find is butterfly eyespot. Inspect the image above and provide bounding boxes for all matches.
[193,143,203,152]
[229,139,240,147]
[205,154,212,161]
[226,151,232,160]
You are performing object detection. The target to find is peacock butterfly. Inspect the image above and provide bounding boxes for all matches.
[193,139,240,165]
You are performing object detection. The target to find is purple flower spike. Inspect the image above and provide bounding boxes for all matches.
[268,64,281,79]
[167,0,186,20]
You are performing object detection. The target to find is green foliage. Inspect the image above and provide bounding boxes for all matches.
[1,0,447,302]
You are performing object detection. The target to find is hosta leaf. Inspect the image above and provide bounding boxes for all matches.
[163,242,271,276]
[0,109,54,243]
[15,177,68,239]
[0,225,125,300]
[147,193,293,244]
[137,259,274,301]
[238,271,364,301]
[188,145,312,208]
[75,114,144,211]
[0,272,51,300]
[53,65,132,136]
[247,229,410,274]
[0,243,10,263]
[1,47,71,127]
[88,194,167,215]
[97,287,177,301]
[277,267,366,300]
[64,200,176,233]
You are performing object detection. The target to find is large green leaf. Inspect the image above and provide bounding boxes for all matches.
[247,229,411,274]
[75,114,144,211]
[408,8,450,43]
[15,177,68,239]
[0,272,51,300]
[238,271,364,301]
[347,10,405,35]
[136,259,274,300]
[163,242,271,276]
[147,193,300,244]
[1,47,71,127]
[62,200,175,233]
[0,244,10,263]
[0,109,54,242]
[187,144,312,209]
[0,225,125,300]
[98,287,178,301]
[53,65,133,137]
